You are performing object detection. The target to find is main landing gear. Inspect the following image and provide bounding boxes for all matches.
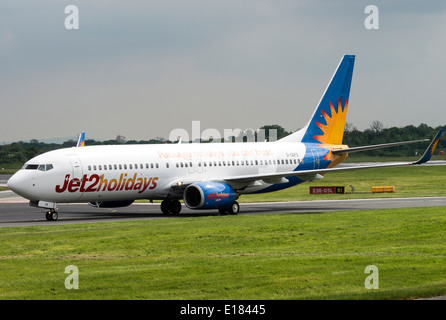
[160,199,240,216]
[161,199,182,215]
[218,201,240,215]
[45,209,59,221]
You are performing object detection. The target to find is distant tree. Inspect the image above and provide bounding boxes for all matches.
[115,135,127,144]
[369,120,384,134]
[344,121,357,134]
[259,124,291,141]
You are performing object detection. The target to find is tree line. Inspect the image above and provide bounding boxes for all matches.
[0,123,444,167]
[343,122,445,157]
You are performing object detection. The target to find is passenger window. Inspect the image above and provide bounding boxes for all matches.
[124,164,127,170]
[93,165,97,170]
[114,164,117,170]
[88,165,92,171]
[119,164,122,170]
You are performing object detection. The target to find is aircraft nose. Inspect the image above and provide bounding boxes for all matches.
[7,171,30,198]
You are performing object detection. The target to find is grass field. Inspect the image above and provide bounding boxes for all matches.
[0,206,445,300]
[0,165,445,300]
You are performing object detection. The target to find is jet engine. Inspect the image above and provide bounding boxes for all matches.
[184,182,236,210]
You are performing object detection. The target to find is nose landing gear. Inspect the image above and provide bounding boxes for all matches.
[30,201,59,221]
[45,210,59,221]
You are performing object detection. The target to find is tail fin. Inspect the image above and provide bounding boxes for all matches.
[76,131,85,147]
[279,55,355,144]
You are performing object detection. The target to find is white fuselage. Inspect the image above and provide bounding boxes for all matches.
[8,141,313,203]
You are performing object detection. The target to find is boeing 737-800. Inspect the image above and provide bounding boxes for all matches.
[7,55,443,221]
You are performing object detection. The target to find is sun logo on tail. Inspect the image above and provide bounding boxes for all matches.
[429,136,440,156]
[313,98,348,145]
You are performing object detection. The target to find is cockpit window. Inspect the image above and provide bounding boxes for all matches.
[23,164,54,171]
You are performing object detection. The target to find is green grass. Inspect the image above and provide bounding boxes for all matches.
[1,206,446,299]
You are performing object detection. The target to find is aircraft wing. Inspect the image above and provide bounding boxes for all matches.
[225,129,443,184]
[169,129,443,189]
[331,139,429,155]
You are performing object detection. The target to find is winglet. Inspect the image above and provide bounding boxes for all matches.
[411,129,443,165]
[76,131,86,147]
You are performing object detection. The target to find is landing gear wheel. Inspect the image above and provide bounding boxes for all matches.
[170,200,182,215]
[228,201,240,215]
[161,199,182,215]
[160,200,171,214]
[46,210,58,221]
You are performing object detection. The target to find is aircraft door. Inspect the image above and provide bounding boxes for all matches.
[196,159,203,174]
[68,154,83,200]
[188,159,203,174]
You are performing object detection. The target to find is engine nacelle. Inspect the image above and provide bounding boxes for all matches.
[88,200,134,208]
[184,182,236,209]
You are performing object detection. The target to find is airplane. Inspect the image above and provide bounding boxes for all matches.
[7,54,444,221]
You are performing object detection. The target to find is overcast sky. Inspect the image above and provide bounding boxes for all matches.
[1,0,445,142]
